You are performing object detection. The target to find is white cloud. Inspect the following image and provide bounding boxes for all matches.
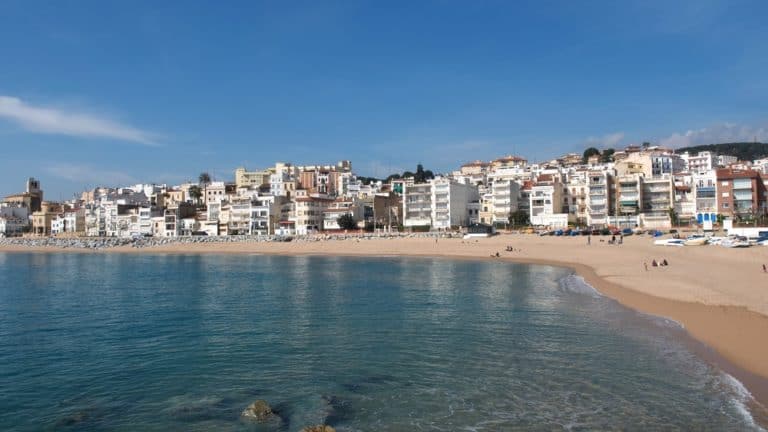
[44,163,137,186]
[658,122,768,148]
[0,95,158,145]
[585,132,625,148]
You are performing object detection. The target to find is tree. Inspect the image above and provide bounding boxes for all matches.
[583,147,600,163]
[198,172,211,186]
[337,213,357,230]
[642,141,651,150]
[600,148,615,163]
[415,164,426,183]
[668,207,679,226]
[188,185,202,204]
[509,210,530,228]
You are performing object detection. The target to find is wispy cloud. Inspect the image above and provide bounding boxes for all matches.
[659,121,768,148]
[585,132,625,148]
[44,162,138,186]
[0,95,158,145]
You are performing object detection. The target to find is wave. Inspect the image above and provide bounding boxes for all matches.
[557,274,603,298]
[719,372,766,431]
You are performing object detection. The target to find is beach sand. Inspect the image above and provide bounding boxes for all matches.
[3,234,768,411]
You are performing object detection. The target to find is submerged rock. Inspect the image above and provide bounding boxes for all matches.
[240,399,276,422]
[55,411,89,427]
[300,426,336,432]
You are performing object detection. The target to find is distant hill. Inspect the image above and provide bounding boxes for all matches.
[675,142,768,162]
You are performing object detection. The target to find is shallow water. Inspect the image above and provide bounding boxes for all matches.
[0,253,763,431]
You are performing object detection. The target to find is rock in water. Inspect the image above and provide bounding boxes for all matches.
[240,399,275,421]
[300,426,336,432]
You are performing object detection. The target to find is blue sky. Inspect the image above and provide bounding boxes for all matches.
[1,0,767,199]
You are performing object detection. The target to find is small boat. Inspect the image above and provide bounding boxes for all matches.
[684,237,708,246]
[721,236,751,248]
[654,238,685,247]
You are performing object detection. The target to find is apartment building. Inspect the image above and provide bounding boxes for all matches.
[235,167,272,189]
[489,179,520,226]
[402,182,433,228]
[716,168,766,219]
[529,175,566,228]
[640,175,673,228]
[291,196,335,235]
[586,171,612,227]
[613,174,641,228]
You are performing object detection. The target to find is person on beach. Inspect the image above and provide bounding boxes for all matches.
[763,264,766,273]
[587,235,591,245]
[644,262,648,271]
[662,259,668,266]
[652,259,658,267]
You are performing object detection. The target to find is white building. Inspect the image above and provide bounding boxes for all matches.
[402,178,479,229]
[205,181,227,205]
[489,179,520,226]
[529,181,567,228]
[586,170,611,227]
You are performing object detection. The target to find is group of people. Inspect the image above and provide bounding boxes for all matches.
[644,259,669,270]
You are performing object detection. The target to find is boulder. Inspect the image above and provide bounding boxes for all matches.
[240,399,275,422]
[300,426,336,432]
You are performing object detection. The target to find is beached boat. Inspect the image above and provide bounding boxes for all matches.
[654,238,685,247]
[720,237,751,248]
[683,237,708,246]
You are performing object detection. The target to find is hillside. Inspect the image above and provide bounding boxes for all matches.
[675,142,768,161]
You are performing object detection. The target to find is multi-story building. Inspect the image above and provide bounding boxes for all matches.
[693,171,718,224]
[403,182,433,228]
[3,177,44,213]
[716,168,766,219]
[402,178,479,229]
[529,175,566,228]
[235,167,272,189]
[640,175,673,228]
[205,181,227,206]
[613,174,641,228]
[0,203,29,236]
[31,202,62,236]
[564,174,588,226]
[586,170,612,227]
[431,178,479,229]
[489,180,520,226]
[291,195,334,235]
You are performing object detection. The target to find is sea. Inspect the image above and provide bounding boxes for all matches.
[0,252,765,431]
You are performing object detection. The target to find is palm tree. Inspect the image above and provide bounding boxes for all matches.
[198,172,211,186]
[188,185,202,206]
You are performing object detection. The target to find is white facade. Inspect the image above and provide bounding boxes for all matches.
[403,179,479,229]
[529,184,566,227]
[490,180,520,225]
[205,182,227,205]
[587,171,611,227]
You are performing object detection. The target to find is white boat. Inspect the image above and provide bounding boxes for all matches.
[720,237,751,248]
[684,237,708,246]
[654,238,685,247]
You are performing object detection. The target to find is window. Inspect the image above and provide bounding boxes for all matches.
[721,181,729,186]
[723,203,729,208]
[722,192,729,197]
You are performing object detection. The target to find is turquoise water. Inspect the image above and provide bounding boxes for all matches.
[0,253,764,431]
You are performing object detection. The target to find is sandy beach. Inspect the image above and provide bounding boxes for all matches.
[3,233,768,410]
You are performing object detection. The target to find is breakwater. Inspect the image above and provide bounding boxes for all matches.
[0,232,463,250]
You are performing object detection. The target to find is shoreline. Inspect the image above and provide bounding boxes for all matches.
[3,234,768,418]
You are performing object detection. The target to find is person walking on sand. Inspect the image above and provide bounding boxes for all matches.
[587,235,591,245]
[644,262,648,271]
[763,264,766,273]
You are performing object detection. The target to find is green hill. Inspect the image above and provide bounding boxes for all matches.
[675,142,768,162]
